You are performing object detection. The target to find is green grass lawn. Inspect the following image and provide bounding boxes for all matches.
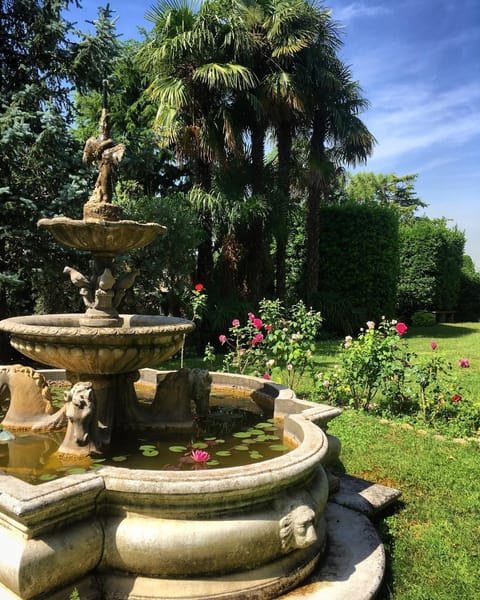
[329,411,480,600]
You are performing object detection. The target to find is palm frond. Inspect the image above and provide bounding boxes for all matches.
[193,63,257,90]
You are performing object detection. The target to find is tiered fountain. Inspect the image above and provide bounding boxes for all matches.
[0,91,391,600]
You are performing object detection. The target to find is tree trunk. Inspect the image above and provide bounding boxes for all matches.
[305,110,327,304]
[275,121,292,299]
[194,159,214,287]
[242,122,268,303]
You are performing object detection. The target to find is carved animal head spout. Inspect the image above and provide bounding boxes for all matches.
[64,382,95,446]
[277,492,318,554]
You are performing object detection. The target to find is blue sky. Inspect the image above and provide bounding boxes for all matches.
[67,0,480,267]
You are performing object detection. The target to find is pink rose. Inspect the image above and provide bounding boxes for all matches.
[263,373,271,380]
[219,334,227,345]
[395,322,408,335]
[232,319,240,327]
[251,333,264,345]
[253,318,263,329]
[431,341,437,350]
[458,358,470,368]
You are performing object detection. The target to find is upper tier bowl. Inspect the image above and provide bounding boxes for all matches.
[38,217,166,254]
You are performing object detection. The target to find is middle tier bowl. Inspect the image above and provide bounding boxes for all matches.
[0,314,195,374]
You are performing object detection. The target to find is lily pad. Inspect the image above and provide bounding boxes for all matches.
[233,445,249,451]
[112,455,128,462]
[142,449,159,457]
[139,444,156,451]
[249,451,263,460]
[269,444,290,452]
[215,450,232,457]
[247,429,264,436]
[39,473,58,481]
[191,442,209,449]
[206,460,220,466]
[66,467,87,474]
[233,431,252,438]
[169,446,188,453]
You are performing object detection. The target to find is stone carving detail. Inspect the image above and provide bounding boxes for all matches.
[0,365,66,431]
[58,382,100,455]
[150,368,212,423]
[63,265,140,315]
[82,81,125,220]
[277,492,318,554]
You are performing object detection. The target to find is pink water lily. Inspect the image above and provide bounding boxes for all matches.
[191,449,210,463]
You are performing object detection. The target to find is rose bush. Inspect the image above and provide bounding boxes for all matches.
[208,299,322,388]
[314,319,480,436]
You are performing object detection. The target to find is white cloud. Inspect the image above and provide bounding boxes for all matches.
[332,2,391,22]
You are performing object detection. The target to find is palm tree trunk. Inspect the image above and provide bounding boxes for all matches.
[243,122,268,302]
[305,110,327,304]
[195,159,214,287]
[275,121,292,299]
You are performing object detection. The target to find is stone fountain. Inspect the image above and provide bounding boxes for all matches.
[0,92,397,600]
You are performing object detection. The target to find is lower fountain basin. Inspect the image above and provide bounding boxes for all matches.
[0,370,341,600]
[0,314,194,374]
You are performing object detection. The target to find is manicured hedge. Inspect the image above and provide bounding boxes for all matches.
[397,218,464,317]
[316,204,399,334]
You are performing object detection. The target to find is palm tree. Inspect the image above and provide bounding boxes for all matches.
[138,0,257,284]
[298,47,376,302]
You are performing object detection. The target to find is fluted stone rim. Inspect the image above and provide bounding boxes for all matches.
[0,314,195,343]
[38,217,166,253]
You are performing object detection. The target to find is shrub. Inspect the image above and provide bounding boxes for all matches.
[208,299,322,389]
[411,310,436,327]
[397,218,464,317]
[316,204,399,335]
[314,319,480,437]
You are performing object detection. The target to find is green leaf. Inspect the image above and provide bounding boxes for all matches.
[142,449,160,457]
[249,451,263,460]
[216,450,232,457]
[39,473,58,481]
[233,445,249,451]
[192,441,209,449]
[269,444,290,452]
[112,456,128,462]
[169,446,188,453]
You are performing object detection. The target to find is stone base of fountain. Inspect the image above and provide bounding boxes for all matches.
[0,368,398,600]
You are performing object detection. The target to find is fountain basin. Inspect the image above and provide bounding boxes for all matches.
[38,217,166,254]
[0,314,194,374]
[0,370,341,600]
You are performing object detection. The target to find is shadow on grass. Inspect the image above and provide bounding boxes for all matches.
[407,323,480,339]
